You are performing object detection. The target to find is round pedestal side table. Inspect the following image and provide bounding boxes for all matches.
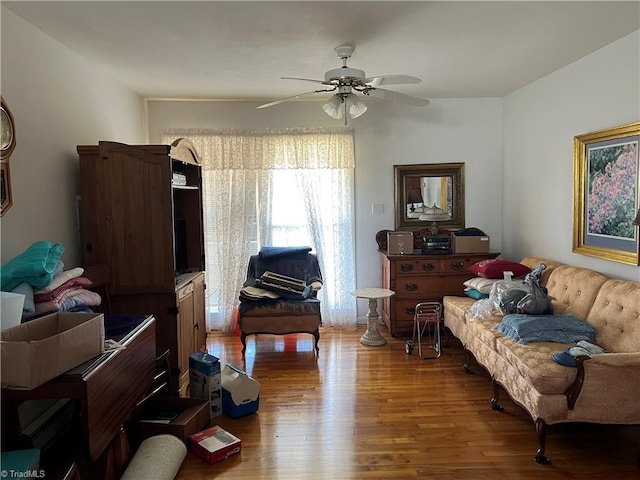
[351,288,395,346]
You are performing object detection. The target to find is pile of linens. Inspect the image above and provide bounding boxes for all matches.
[1,241,101,320]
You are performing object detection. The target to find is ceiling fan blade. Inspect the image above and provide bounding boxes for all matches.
[281,77,328,85]
[366,87,430,107]
[257,88,335,109]
[363,75,422,86]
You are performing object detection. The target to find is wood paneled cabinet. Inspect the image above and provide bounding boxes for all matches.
[379,250,500,336]
[77,141,206,395]
[177,272,206,397]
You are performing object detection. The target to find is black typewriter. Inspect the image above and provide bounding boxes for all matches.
[256,271,312,300]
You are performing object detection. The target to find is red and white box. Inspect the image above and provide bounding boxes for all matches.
[188,425,241,464]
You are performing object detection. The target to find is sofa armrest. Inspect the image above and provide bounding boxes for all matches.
[566,353,640,417]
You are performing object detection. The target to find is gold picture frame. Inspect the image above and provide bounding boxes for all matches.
[572,122,640,265]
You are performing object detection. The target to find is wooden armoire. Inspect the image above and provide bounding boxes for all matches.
[77,140,206,396]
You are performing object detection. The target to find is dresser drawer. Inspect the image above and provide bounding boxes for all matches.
[442,256,489,274]
[392,276,447,294]
[392,274,473,296]
[393,258,442,275]
[393,297,440,320]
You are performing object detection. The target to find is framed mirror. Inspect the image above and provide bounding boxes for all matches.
[394,163,465,230]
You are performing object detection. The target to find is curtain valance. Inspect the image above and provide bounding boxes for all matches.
[162,127,354,170]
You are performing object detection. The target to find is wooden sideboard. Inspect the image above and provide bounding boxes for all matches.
[379,251,499,336]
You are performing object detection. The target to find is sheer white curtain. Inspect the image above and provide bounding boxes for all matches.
[162,128,356,332]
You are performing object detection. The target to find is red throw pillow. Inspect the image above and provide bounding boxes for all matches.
[469,259,531,279]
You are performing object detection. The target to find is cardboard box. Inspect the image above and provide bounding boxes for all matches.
[189,352,222,418]
[188,425,241,464]
[1,313,105,390]
[453,235,490,254]
[221,364,260,418]
[138,396,210,443]
[387,231,414,255]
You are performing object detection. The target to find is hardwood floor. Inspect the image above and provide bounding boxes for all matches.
[175,326,639,479]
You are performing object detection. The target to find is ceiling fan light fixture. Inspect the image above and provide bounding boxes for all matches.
[346,93,367,118]
[322,94,344,119]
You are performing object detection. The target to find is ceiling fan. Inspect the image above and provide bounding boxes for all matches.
[257,45,430,124]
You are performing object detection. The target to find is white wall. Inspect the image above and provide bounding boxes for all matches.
[147,97,504,318]
[503,30,640,282]
[0,8,145,267]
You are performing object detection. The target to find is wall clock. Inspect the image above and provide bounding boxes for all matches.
[1,96,16,216]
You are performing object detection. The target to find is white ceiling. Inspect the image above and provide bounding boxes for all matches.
[4,1,640,103]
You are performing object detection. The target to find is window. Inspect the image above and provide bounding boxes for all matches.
[162,128,357,331]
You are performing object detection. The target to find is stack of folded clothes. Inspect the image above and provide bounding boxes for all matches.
[33,266,101,315]
[1,241,102,320]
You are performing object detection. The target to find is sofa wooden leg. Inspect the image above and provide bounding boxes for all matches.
[534,418,551,464]
[490,377,504,411]
[463,348,476,374]
[241,333,247,357]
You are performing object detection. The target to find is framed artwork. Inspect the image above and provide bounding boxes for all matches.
[573,122,640,265]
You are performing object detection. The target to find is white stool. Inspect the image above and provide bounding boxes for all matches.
[406,302,442,359]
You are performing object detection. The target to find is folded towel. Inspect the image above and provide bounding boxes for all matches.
[1,241,64,291]
[34,276,93,303]
[34,267,84,295]
[569,340,608,357]
[59,290,102,311]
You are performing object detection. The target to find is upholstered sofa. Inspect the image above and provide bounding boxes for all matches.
[237,248,323,355]
[443,256,640,464]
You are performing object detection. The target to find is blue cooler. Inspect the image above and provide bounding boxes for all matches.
[221,364,260,418]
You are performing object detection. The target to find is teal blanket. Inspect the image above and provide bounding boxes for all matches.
[1,241,64,291]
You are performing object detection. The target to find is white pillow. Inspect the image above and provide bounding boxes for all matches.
[463,277,501,294]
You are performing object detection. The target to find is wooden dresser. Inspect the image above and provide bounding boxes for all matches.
[379,251,499,336]
[377,227,499,336]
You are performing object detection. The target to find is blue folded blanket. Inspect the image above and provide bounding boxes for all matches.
[1,241,64,291]
[494,313,596,344]
[259,246,312,259]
